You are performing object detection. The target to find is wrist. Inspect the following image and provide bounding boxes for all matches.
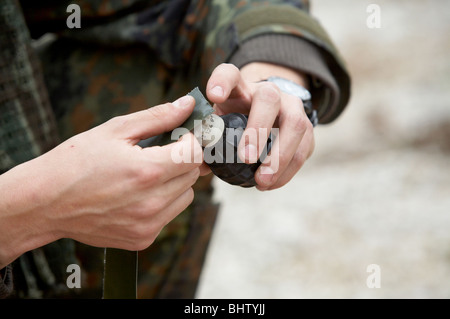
[0,157,62,268]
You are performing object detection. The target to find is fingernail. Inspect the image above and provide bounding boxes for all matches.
[210,86,224,97]
[173,95,193,108]
[258,166,274,186]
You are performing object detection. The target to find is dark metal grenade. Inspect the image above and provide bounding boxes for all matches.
[202,113,272,188]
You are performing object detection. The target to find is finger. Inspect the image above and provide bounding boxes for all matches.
[254,99,311,189]
[106,95,195,142]
[91,170,199,251]
[238,83,281,164]
[126,187,196,251]
[155,168,200,205]
[199,162,212,176]
[258,127,314,191]
[255,94,306,182]
[141,132,203,182]
[206,63,252,110]
[153,187,195,228]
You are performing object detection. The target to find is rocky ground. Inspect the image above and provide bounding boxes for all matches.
[196,0,450,298]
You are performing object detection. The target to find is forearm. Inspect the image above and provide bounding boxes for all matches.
[0,97,201,269]
[0,158,61,269]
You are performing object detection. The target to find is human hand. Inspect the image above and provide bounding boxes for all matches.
[0,96,202,267]
[205,62,315,190]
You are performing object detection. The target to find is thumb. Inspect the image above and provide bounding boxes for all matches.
[108,95,195,142]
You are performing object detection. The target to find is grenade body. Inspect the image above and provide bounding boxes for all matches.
[204,113,272,188]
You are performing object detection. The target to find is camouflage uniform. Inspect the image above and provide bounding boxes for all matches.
[0,0,350,298]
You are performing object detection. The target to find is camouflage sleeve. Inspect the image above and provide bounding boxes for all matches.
[196,0,351,124]
[20,0,350,122]
[0,0,60,299]
[0,0,60,174]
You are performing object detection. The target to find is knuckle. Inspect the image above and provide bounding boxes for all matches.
[133,198,162,219]
[147,104,169,120]
[245,124,266,142]
[134,236,156,251]
[106,115,128,131]
[130,224,160,251]
[219,62,239,73]
[293,114,308,135]
[292,151,306,169]
[282,96,311,134]
[108,115,126,125]
[130,223,148,241]
[146,197,167,213]
[184,187,195,205]
[257,83,281,104]
[286,109,308,135]
[130,198,166,221]
[276,152,290,168]
[134,163,165,186]
[305,118,314,133]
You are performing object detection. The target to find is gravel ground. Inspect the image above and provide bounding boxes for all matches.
[196,0,450,298]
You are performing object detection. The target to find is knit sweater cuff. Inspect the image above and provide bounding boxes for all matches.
[229,34,345,124]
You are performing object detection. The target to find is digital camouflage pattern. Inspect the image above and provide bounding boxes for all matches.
[1,0,349,298]
[0,0,59,175]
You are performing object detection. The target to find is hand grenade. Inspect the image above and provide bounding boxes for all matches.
[202,113,273,188]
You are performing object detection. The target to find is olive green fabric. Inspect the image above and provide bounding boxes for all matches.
[1,0,350,298]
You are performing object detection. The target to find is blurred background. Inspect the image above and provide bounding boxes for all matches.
[196,0,450,298]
